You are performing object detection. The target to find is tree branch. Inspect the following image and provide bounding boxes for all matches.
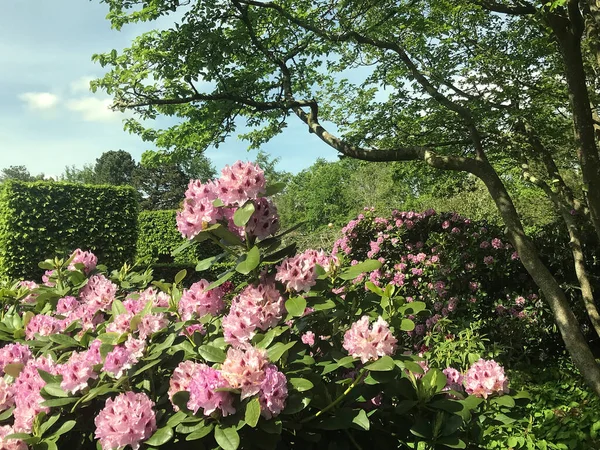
[472,0,537,15]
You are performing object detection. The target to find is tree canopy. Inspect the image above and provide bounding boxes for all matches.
[93,0,600,395]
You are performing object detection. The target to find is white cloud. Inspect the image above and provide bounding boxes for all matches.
[70,76,94,94]
[66,97,120,122]
[19,92,60,110]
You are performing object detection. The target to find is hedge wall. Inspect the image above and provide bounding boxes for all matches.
[0,181,138,279]
[136,210,220,265]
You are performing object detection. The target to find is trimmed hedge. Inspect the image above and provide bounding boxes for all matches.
[136,209,220,264]
[0,181,138,279]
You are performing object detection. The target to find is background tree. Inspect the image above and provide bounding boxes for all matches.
[0,165,44,182]
[94,149,138,185]
[93,0,600,394]
[61,164,98,184]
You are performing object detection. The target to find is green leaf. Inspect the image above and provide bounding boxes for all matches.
[186,423,214,441]
[198,345,226,363]
[244,397,261,428]
[235,246,260,275]
[145,427,174,446]
[174,269,187,284]
[421,368,446,393]
[111,299,126,316]
[285,296,307,317]
[233,202,256,227]
[0,407,14,421]
[171,391,191,413]
[289,378,314,392]
[338,259,382,280]
[400,319,415,331]
[42,383,69,398]
[352,409,370,430]
[364,356,395,371]
[214,425,240,450]
[52,420,76,437]
[267,341,295,362]
[40,397,79,408]
[265,182,286,196]
[171,239,195,257]
[491,395,515,408]
[195,255,218,271]
[37,369,62,384]
[97,332,121,345]
[207,270,234,290]
[48,334,81,348]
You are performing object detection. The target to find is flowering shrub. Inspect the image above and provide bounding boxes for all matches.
[332,208,563,364]
[0,162,525,450]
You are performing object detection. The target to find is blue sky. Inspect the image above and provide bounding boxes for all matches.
[0,0,337,178]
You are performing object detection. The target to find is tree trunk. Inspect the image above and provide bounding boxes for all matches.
[473,161,600,397]
[549,12,600,243]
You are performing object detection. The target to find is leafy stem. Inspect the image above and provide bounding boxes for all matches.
[300,369,367,424]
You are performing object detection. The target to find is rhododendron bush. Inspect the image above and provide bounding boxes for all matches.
[332,208,571,365]
[0,162,526,450]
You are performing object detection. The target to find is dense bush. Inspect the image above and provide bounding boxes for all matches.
[136,210,220,265]
[0,162,523,450]
[0,181,138,280]
[332,208,572,366]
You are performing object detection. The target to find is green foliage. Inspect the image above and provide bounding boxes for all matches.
[94,150,137,186]
[0,181,138,279]
[0,165,44,182]
[136,209,220,264]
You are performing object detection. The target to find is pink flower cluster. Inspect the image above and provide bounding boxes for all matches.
[25,314,65,340]
[442,367,464,393]
[0,344,31,375]
[59,347,101,394]
[68,248,98,273]
[94,391,156,450]
[187,364,236,416]
[0,425,27,450]
[222,281,285,347]
[80,274,118,313]
[18,280,38,304]
[343,316,398,363]
[177,161,279,241]
[178,279,225,321]
[276,249,339,292]
[463,359,508,399]
[12,356,57,432]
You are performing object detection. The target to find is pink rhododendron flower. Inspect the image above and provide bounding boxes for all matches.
[25,314,65,340]
[276,249,338,292]
[217,160,266,205]
[187,364,235,417]
[0,378,14,412]
[0,425,27,450]
[102,346,137,379]
[56,296,80,316]
[124,336,146,360]
[65,303,104,331]
[59,350,99,394]
[18,280,38,304]
[301,331,316,347]
[94,392,156,450]
[68,248,98,273]
[483,256,494,265]
[515,296,526,307]
[491,238,503,250]
[464,359,508,399]
[178,279,224,321]
[13,356,57,432]
[137,313,168,339]
[169,361,201,410]
[182,323,206,337]
[221,346,269,399]
[343,316,397,363]
[176,180,222,239]
[42,270,56,287]
[0,344,32,375]
[246,197,280,239]
[222,281,285,347]
[259,364,288,419]
[80,274,118,312]
[443,367,464,392]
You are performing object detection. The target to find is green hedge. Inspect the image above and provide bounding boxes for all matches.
[136,210,220,264]
[0,181,138,279]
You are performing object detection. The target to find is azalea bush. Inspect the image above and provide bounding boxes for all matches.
[331,208,575,366]
[0,161,525,450]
